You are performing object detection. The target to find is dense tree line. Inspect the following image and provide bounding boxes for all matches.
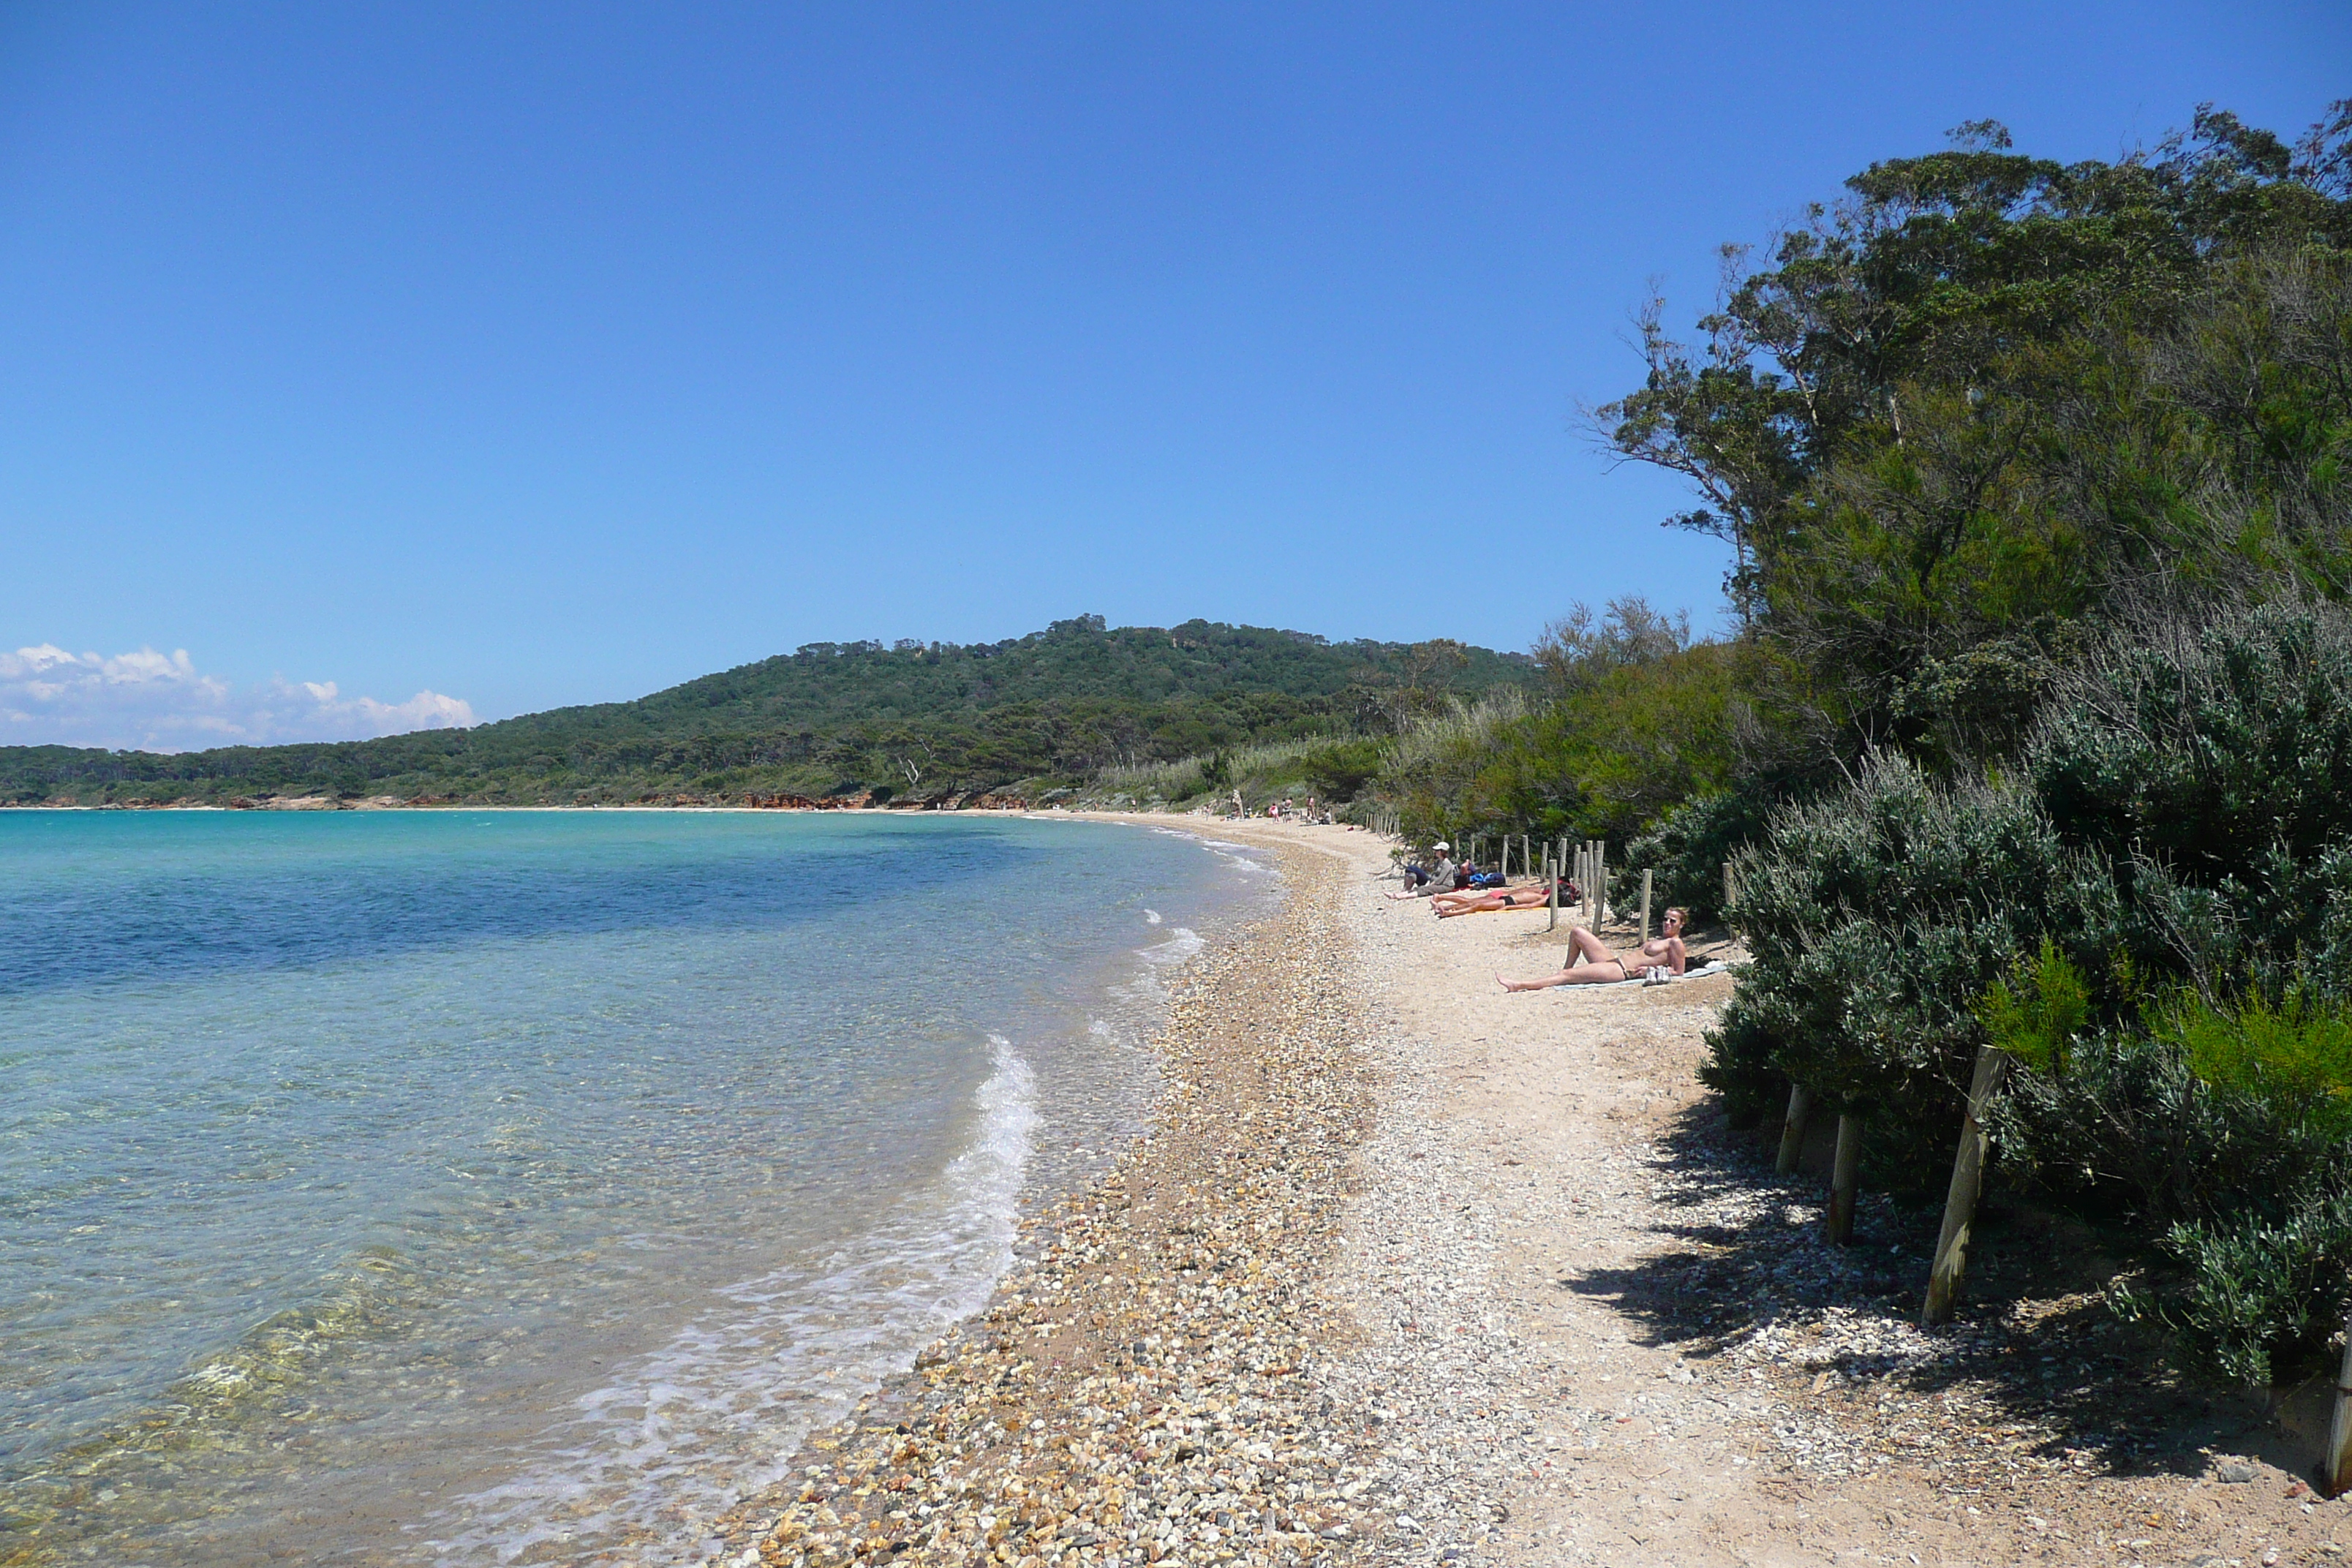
[0,617,1531,805]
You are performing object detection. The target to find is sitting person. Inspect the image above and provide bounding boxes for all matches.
[1431,880,1558,917]
[1497,908,1689,988]
[1384,845,1457,899]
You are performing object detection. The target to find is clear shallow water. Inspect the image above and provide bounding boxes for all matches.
[0,810,1270,1565]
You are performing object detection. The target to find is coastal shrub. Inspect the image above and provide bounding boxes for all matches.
[1701,754,2123,1166]
[1093,734,1372,811]
[1297,738,1388,804]
[1997,1028,2337,1227]
[1990,986,2352,1383]
[1623,786,1782,925]
[2112,1193,2352,1387]
[1976,939,2092,1077]
[2166,987,2352,1135]
[1357,600,1740,848]
[1096,754,1208,802]
[2029,598,2352,995]
[1371,690,1533,843]
[1539,640,1741,843]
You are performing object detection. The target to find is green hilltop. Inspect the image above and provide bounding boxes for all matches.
[1,615,1531,807]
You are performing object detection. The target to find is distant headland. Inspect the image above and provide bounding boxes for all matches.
[0,616,1530,810]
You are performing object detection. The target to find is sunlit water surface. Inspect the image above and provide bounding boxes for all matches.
[0,810,1271,1565]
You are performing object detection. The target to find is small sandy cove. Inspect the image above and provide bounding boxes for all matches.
[712,817,2348,1568]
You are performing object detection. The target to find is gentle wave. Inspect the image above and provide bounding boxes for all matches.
[431,1042,1039,1567]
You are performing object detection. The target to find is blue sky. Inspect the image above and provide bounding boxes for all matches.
[1,2,2344,747]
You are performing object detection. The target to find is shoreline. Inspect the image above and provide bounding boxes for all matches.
[0,801,1201,815]
[703,821,1401,1567]
[707,815,2352,1568]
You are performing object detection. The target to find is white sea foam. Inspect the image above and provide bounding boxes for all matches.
[430,1042,1039,1567]
[1142,908,1162,925]
[1190,837,1276,878]
[1140,927,1202,968]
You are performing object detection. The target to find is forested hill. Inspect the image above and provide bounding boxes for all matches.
[2,616,1532,806]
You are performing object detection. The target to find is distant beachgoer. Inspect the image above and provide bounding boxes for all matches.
[1497,908,1689,988]
[1385,845,1455,899]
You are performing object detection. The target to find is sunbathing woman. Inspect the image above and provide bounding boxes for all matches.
[1431,881,1559,918]
[1496,908,1689,989]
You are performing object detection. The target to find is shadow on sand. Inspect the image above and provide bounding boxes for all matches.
[1552,1093,2333,1488]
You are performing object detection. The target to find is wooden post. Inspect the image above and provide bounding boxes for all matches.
[2325,1308,2352,1498]
[1597,843,1608,924]
[1723,861,1736,914]
[1521,834,1530,882]
[1826,1114,1862,1245]
[1547,853,1559,931]
[1640,869,1654,946]
[1775,1084,1814,1175]
[1922,1046,2014,1327]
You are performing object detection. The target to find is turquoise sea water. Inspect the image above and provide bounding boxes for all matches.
[0,810,1269,1566]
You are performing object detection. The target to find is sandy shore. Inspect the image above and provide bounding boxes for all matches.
[712,817,2351,1568]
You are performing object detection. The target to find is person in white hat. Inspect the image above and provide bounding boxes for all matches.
[1386,843,1457,899]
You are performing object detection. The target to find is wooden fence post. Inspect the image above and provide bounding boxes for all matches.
[1775,1084,1814,1175]
[1723,862,1736,915]
[1826,1114,1862,1245]
[2326,1308,2352,1498]
[1640,869,1654,946]
[1547,855,1559,932]
[1922,1046,2014,1327]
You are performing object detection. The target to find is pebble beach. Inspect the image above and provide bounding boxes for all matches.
[706,817,2352,1568]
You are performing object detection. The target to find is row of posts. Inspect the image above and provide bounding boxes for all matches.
[1464,834,1601,908]
[1773,1055,2029,1322]
[1455,832,1663,946]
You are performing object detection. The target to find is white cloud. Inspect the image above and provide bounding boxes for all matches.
[0,644,478,752]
